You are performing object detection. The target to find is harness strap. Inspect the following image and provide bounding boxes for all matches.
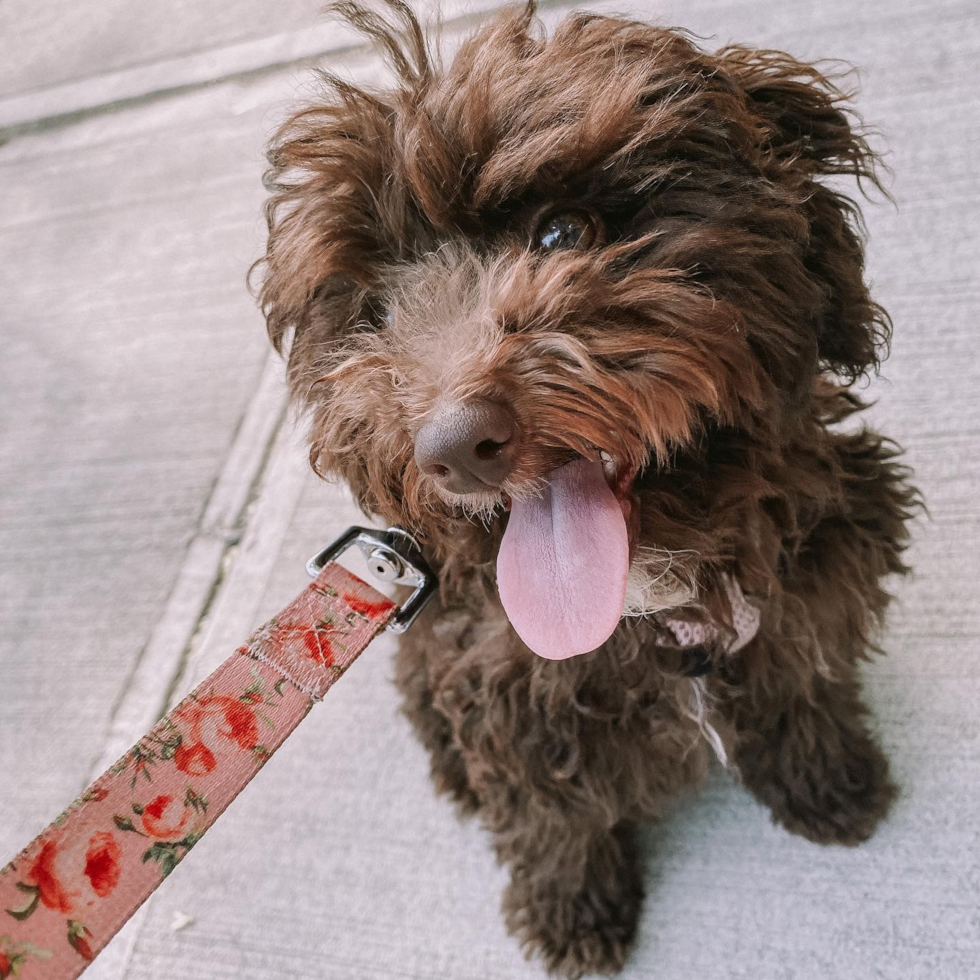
[0,563,394,980]
[657,575,761,661]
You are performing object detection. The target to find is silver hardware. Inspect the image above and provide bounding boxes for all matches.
[367,547,403,582]
[307,525,437,634]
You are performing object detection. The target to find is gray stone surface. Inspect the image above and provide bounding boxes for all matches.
[1,1,978,978]
[0,0,501,129]
[0,0,326,96]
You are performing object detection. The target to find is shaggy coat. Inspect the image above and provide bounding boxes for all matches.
[257,2,917,975]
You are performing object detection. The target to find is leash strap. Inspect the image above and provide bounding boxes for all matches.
[0,563,395,980]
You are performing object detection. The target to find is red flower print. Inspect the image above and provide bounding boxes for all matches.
[26,840,73,914]
[0,951,10,978]
[210,696,259,749]
[83,832,121,898]
[176,694,259,753]
[174,740,216,776]
[342,592,394,619]
[67,920,94,961]
[74,937,93,962]
[302,626,335,666]
[141,795,190,840]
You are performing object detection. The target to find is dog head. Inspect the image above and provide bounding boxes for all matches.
[257,0,887,654]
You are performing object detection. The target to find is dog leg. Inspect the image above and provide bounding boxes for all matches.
[394,634,479,814]
[732,670,896,845]
[729,426,911,844]
[498,813,643,979]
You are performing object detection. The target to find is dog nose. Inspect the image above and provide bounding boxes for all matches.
[414,399,518,494]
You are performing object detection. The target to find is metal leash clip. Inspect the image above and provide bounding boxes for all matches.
[306,525,437,633]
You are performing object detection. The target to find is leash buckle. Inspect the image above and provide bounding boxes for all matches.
[306,526,437,634]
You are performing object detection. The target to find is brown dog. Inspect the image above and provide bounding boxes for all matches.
[256,2,917,974]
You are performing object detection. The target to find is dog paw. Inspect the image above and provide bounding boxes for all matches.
[757,728,898,846]
[503,871,642,978]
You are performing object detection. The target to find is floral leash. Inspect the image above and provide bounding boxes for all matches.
[0,522,758,979]
[0,526,435,980]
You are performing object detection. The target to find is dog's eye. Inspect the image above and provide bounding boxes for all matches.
[534,210,597,251]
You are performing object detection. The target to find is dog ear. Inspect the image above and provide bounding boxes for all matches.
[254,1,432,358]
[252,77,395,360]
[718,47,890,380]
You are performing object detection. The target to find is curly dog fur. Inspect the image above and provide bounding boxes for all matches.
[255,2,918,974]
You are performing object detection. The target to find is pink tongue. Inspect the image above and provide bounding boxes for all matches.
[497,458,629,660]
